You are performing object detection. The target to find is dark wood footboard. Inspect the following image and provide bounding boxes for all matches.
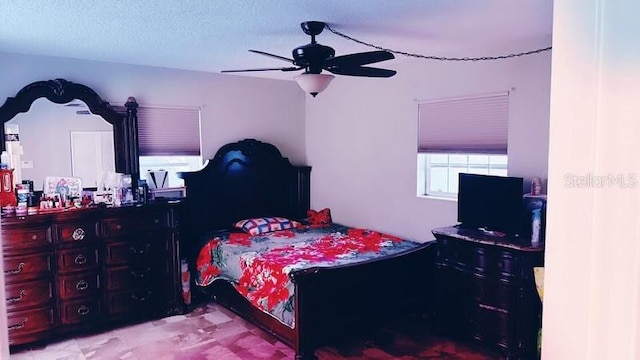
[290,242,435,358]
[200,241,435,359]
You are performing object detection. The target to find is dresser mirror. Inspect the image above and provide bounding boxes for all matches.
[0,79,140,191]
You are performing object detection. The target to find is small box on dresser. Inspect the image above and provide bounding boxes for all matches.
[432,226,544,360]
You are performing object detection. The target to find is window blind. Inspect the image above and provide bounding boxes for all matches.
[417,92,509,154]
[135,106,201,156]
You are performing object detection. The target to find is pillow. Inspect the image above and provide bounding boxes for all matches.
[234,217,300,236]
[306,208,332,227]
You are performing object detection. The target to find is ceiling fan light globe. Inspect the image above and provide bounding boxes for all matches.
[294,73,334,97]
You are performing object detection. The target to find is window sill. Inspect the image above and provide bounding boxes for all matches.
[417,194,458,202]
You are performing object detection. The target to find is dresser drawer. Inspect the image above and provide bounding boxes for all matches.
[5,279,54,311]
[470,304,516,350]
[106,288,158,317]
[57,247,101,273]
[60,298,102,325]
[102,211,170,237]
[56,221,100,244]
[105,264,166,291]
[476,249,516,278]
[438,240,478,270]
[7,306,55,341]
[105,238,169,265]
[58,272,101,300]
[471,274,515,310]
[1,224,52,252]
[3,252,54,283]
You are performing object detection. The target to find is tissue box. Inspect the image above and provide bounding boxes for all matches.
[146,170,168,189]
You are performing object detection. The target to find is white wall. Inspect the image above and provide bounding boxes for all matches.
[542,1,640,359]
[0,52,307,164]
[305,52,552,242]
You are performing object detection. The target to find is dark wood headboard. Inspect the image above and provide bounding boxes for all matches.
[180,139,311,258]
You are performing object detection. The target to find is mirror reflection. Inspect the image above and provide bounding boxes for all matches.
[5,98,115,191]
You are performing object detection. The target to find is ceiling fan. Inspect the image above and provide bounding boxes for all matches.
[221,21,397,96]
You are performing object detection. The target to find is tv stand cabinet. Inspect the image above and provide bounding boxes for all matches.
[432,226,544,360]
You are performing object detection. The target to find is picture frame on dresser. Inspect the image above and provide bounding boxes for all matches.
[0,79,187,348]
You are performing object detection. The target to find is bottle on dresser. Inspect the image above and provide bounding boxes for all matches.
[523,177,547,247]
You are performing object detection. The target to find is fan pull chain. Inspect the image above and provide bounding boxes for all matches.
[324,24,551,62]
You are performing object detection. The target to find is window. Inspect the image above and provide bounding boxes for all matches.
[417,153,508,197]
[139,155,202,188]
[417,92,510,198]
[136,106,202,187]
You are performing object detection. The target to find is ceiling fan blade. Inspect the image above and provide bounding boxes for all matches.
[325,66,397,78]
[324,50,394,68]
[249,50,294,63]
[221,67,301,73]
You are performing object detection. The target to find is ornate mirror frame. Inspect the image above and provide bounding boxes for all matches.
[0,78,140,185]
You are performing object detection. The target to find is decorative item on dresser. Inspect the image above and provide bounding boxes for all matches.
[2,202,185,346]
[180,138,436,360]
[432,226,544,360]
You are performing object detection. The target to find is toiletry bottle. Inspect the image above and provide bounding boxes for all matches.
[531,209,542,247]
[0,151,10,168]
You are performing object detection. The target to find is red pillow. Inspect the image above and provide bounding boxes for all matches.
[306,208,332,227]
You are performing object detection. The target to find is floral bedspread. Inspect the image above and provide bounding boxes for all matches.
[195,224,420,328]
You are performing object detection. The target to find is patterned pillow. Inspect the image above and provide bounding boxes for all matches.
[306,208,332,227]
[234,217,300,236]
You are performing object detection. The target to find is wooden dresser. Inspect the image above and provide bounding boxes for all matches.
[432,226,544,360]
[2,202,185,346]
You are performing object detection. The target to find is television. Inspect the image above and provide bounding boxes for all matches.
[457,173,525,236]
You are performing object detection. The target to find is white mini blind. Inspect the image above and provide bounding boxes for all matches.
[418,92,509,154]
[136,106,201,156]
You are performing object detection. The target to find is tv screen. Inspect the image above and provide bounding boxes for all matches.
[457,173,525,236]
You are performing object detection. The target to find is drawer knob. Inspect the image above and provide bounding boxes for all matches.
[6,289,26,303]
[31,234,38,240]
[77,305,90,316]
[74,254,88,265]
[8,318,27,331]
[154,219,160,224]
[130,267,152,279]
[72,227,86,241]
[76,280,89,291]
[131,291,152,302]
[116,224,122,230]
[129,243,151,255]
[4,262,25,275]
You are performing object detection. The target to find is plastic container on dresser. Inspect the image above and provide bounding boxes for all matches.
[1,202,186,347]
[431,226,544,360]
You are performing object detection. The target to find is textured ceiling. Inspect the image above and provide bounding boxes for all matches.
[0,0,553,79]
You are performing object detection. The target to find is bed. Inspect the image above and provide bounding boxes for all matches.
[180,138,435,359]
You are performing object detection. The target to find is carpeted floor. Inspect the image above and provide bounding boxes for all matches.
[10,302,500,359]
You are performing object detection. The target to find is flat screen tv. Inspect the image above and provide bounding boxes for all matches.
[457,173,525,236]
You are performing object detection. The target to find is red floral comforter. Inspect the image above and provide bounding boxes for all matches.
[195,224,420,328]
